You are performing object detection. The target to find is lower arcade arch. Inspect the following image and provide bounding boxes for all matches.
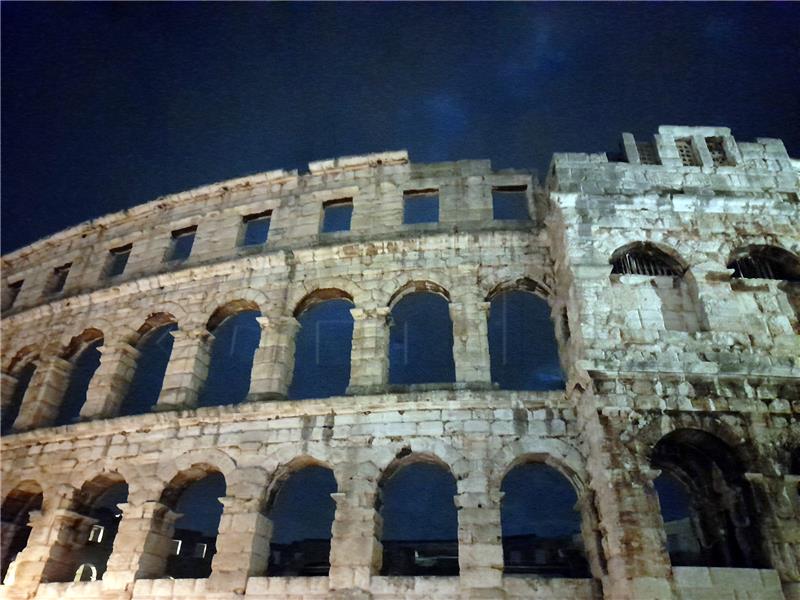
[500,462,589,577]
[377,454,459,576]
[1,360,36,435]
[0,481,43,584]
[651,428,768,568]
[265,463,338,575]
[160,467,226,579]
[55,329,104,426]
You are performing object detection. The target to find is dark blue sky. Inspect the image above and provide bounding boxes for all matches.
[2,3,799,253]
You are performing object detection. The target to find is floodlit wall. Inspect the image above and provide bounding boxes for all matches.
[1,127,799,600]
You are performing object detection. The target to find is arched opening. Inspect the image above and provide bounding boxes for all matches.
[60,476,128,582]
[610,242,701,332]
[288,291,354,400]
[500,462,589,577]
[55,329,104,426]
[266,465,337,576]
[378,457,458,576]
[388,285,455,385]
[198,305,260,407]
[161,469,226,579]
[728,245,800,282]
[1,361,36,435]
[119,316,178,416]
[651,429,767,568]
[488,289,564,390]
[0,481,43,584]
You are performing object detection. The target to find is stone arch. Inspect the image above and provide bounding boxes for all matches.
[387,279,451,308]
[610,241,689,277]
[157,449,237,498]
[2,346,39,435]
[650,428,768,568]
[485,276,553,303]
[292,287,354,317]
[728,244,800,282]
[6,345,39,375]
[205,298,261,332]
[132,312,179,344]
[1,480,44,584]
[54,328,104,427]
[287,279,365,314]
[490,439,588,496]
[61,328,104,360]
[377,449,459,576]
[264,454,336,512]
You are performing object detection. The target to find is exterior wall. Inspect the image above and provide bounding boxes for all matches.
[1,129,798,600]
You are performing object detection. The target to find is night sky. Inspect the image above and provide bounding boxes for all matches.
[2,3,799,254]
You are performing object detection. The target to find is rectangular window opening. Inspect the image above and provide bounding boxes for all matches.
[240,210,271,246]
[675,138,699,166]
[88,524,105,543]
[636,142,660,165]
[321,198,353,233]
[492,185,530,220]
[705,136,729,166]
[403,189,439,224]
[170,539,182,556]
[5,279,24,309]
[105,243,132,278]
[193,542,208,559]
[166,226,197,262]
[47,263,72,295]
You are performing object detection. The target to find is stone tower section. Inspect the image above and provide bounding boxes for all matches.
[0,127,798,600]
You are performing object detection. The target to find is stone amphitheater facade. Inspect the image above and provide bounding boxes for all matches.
[1,125,799,600]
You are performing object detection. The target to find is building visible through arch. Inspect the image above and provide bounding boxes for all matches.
[1,126,798,599]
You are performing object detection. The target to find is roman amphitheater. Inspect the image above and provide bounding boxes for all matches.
[1,125,798,600]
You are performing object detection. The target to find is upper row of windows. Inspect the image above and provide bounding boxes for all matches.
[3,188,530,308]
[635,136,731,167]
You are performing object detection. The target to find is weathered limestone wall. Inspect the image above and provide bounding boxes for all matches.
[2,128,799,599]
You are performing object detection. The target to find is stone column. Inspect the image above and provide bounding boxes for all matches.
[79,341,140,420]
[578,388,672,600]
[103,500,181,588]
[12,355,72,432]
[246,315,299,402]
[456,471,504,595]
[7,487,92,589]
[328,477,382,592]
[449,300,492,388]
[347,307,390,395]
[155,329,213,411]
[1,371,19,413]
[207,497,271,593]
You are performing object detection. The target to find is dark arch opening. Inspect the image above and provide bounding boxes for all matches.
[651,429,768,568]
[488,290,564,390]
[0,482,43,583]
[266,465,337,576]
[55,335,103,426]
[500,463,589,577]
[119,322,178,416]
[610,242,686,277]
[378,460,458,576]
[163,471,226,579]
[388,292,455,385]
[288,298,354,400]
[728,245,800,282]
[197,310,260,407]
[1,362,36,435]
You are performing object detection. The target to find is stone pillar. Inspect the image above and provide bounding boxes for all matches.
[155,329,212,411]
[347,307,390,395]
[207,497,272,593]
[1,372,19,413]
[579,389,672,600]
[246,315,299,402]
[79,341,140,420]
[7,488,92,590]
[449,301,492,388]
[12,355,72,432]
[456,470,504,595]
[328,477,382,593]
[103,500,180,588]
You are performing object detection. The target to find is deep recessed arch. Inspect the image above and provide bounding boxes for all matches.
[728,244,800,282]
[198,302,261,407]
[288,290,354,400]
[610,241,688,277]
[388,282,455,385]
[500,460,589,577]
[377,453,458,576]
[651,428,768,568]
[55,329,104,427]
[487,288,564,390]
[0,480,43,584]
